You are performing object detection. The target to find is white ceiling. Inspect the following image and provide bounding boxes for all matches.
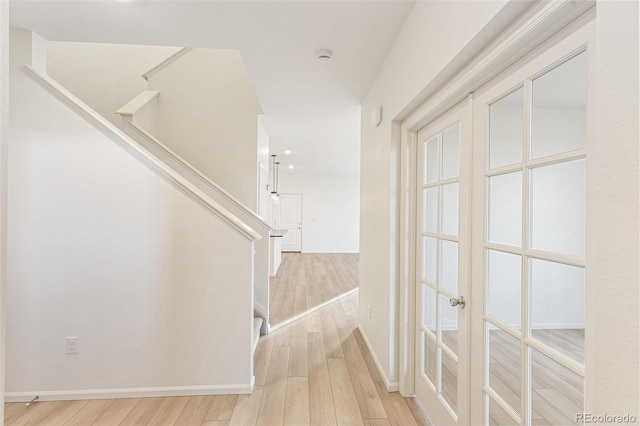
[10,0,415,175]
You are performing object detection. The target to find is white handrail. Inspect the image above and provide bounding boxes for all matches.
[116,90,159,117]
[127,121,271,231]
[22,65,261,242]
[141,47,192,81]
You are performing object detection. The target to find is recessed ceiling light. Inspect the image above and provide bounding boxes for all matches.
[316,49,332,63]
[288,164,294,169]
[284,149,292,155]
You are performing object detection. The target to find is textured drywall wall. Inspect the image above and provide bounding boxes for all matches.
[589,0,639,417]
[278,172,360,253]
[0,1,9,421]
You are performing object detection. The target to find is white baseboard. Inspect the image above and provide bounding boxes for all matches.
[5,383,252,402]
[358,326,399,392]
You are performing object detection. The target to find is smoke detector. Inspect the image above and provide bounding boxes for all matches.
[316,49,333,63]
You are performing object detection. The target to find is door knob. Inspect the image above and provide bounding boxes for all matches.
[449,296,465,309]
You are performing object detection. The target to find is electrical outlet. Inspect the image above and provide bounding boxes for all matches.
[66,337,79,354]
[368,304,372,318]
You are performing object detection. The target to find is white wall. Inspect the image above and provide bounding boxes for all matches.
[7,31,254,397]
[278,172,359,253]
[47,41,181,126]
[359,0,513,387]
[590,0,639,416]
[149,49,263,211]
[257,117,270,220]
[0,1,9,420]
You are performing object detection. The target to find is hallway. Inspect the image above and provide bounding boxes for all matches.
[4,254,429,425]
[269,253,359,327]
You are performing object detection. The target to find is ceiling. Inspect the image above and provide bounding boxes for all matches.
[10,0,416,175]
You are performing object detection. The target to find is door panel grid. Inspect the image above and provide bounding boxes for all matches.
[481,49,588,426]
[416,114,468,424]
[409,18,594,426]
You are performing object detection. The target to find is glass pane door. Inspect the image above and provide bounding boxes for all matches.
[477,50,588,426]
[415,100,471,425]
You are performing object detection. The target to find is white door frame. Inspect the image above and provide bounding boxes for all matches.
[397,0,595,400]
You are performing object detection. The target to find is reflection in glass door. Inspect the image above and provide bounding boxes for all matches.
[415,100,471,425]
[475,49,589,426]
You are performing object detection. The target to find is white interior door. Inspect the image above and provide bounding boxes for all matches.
[273,193,302,252]
[470,24,592,426]
[415,99,472,425]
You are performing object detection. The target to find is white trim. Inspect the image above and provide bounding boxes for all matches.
[115,90,159,117]
[5,383,252,402]
[269,288,359,332]
[127,122,271,232]
[402,0,594,131]
[357,326,399,392]
[0,2,8,422]
[398,125,417,397]
[254,302,269,335]
[398,0,596,400]
[141,47,192,81]
[254,301,268,319]
[21,65,261,242]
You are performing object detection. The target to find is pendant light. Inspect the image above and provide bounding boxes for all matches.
[271,155,280,203]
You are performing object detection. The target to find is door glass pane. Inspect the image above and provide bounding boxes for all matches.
[441,183,459,237]
[487,250,522,329]
[424,187,438,233]
[422,284,437,335]
[531,52,587,159]
[487,326,521,415]
[422,236,437,284]
[490,87,524,169]
[489,172,522,247]
[424,333,437,387]
[488,396,519,426]
[440,294,458,355]
[530,259,585,364]
[441,349,458,413]
[530,159,586,256]
[531,350,584,425]
[425,136,438,183]
[442,123,460,179]
[439,240,458,295]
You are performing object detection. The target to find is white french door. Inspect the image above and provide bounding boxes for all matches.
[415,99,472,425]
[470,24,592,426]
[413,20,593,426]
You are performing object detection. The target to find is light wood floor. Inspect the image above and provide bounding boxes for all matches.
[424,328,584,425]
[269,253,359,327]
[4,255,429,426]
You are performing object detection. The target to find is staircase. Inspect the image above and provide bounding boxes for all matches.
[6,33,267,402]
[114,47,272,338]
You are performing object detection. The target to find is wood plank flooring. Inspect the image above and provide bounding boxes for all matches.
[5,252,584,426]
[4,254,429,426]
[269,253,359,327]
[485,329,585,426]
[425,329,584,426]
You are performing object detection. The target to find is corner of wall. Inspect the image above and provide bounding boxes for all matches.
[0,1,9,421]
